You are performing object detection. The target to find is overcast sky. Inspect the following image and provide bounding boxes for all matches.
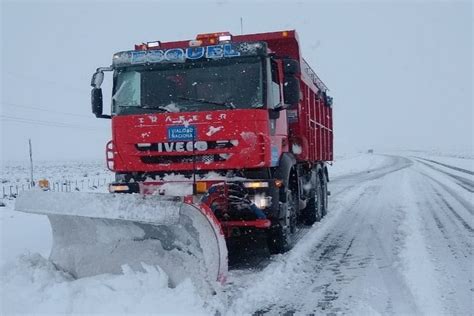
[1,0,472,162]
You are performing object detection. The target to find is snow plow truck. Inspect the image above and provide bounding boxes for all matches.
[15,30,333,290]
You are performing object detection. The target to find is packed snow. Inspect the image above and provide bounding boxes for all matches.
[1,152,473,314]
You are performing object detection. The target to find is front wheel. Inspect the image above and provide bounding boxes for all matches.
[267,190,296,254]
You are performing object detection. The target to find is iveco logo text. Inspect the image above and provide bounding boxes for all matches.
[157,141,208,153]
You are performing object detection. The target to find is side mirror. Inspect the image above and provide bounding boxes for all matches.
[90,67,113,119]
[283,77,301,105]
[91,71,104,88]
[91,88,107,118]
[283,59,300,75]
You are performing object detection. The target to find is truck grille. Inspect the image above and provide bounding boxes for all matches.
[141,154,231,165]
[135,140,238,152]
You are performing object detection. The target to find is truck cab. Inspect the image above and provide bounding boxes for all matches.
[91,30,333,254]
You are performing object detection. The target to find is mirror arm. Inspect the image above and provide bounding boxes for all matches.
[274,102,289,111]
[91,66,113,88]
[97,66,113,72]
[97,114,112,119]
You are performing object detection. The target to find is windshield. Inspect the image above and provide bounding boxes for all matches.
[112,57,263,114]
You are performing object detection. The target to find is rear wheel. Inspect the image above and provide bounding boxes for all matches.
[303,175,322,225]
[321,173,328,217]
[267,190,297,254]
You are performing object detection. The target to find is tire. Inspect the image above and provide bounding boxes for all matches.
[267,190,297,254]
[321,173,328,217]
[303,175,322,225]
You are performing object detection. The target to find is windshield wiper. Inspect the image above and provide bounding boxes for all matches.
[141,105,173,112]
[178,96,235,109]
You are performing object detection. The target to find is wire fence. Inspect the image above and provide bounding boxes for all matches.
[1,177,114,199]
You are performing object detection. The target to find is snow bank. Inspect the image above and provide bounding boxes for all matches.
[329,153,392,178]
[1,253,214,315]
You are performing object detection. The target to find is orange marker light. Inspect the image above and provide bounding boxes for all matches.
[38,179,50,190]
[195,182,208,193]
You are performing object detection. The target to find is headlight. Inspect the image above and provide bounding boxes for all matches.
[243,181,269,189]
[109,184,130,193]
[251,194,271,209]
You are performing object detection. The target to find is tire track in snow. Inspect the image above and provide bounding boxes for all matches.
[303,159,419,315]
[229,156,412,274]
[228,156,407,270]
[418,172,473,215]
[404,169,473,315]
[413,156,474,175]
[414,159,474,192]
[415,180,471,260]
[420,175,473,259]
[241,156,416,315]
[431,188,474,233]
[416,169,473,236]
[252,209,366,314]
[228,180,374,315]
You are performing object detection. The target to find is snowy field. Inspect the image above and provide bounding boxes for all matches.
[1,152,473,315]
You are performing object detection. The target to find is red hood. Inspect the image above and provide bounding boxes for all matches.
[111,109,271,172]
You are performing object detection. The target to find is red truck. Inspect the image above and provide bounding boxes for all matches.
[91,30,333,254]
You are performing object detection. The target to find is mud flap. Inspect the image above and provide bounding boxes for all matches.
[15,190,228,294]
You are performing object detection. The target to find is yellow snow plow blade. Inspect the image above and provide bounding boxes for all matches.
[15,190,228,293]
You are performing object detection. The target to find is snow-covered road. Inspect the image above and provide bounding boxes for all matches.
[226,155,473,315]
[1,154,472,315]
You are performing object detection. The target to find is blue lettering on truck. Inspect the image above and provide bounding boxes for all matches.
[167,126,196,141]
[129,44,242,64]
